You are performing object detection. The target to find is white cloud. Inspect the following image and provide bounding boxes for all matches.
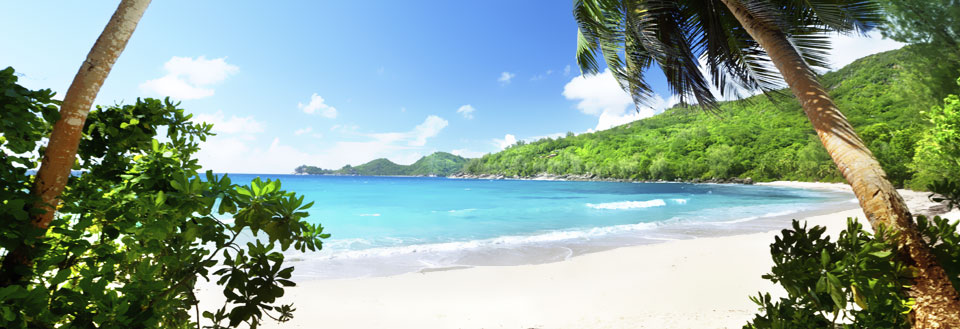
[562,69,633,116]
[294,127,323,138]
[562,69,669,131]
[498,71,516,84]
[327,115,447,163]
[298,93,338,118]
[294,127,312,136]
[531,69,554,81]
[451,149,487,158]
[330,124,358,133]
[826,31,904,70]
[563,65,572,76]
[191,110,263,135]
[140,75,214,99]
[529,132,567,141]
[165,56,238,85]
[409,115,448,146]
[456,104,475,119]
[365,116,446,146]
[493,134,517,150]
[196,115,449,173]
[197,137,337,174]
[140,56,238,100]
[595,111,649,131]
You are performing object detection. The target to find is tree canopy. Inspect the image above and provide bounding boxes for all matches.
[0,67,329,328]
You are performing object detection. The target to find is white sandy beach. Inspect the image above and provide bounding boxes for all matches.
[195,182,959,329]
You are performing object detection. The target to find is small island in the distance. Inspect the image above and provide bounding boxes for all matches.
[295,151,470,177]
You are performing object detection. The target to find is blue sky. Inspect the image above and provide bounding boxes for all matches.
[1,1,902,173]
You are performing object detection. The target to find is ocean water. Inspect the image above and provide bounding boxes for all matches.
[224,174,856,279]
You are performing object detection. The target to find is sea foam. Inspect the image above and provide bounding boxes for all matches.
[586,199,667,210]
[311,221,662,260]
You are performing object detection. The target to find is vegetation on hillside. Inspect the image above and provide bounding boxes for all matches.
[295,152,469,177]
[464,46,956,189]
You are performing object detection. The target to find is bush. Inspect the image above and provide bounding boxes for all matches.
[745,219,912,329]
[911,78,960,187]
[746,215,960,328]
[0,67,329,328]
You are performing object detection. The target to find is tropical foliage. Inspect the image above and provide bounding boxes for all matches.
[745,214,960,329]
[911,78,960,187]
[876,0,960,103]
[747,75,960,327]
[572,0,881,110]
[876,0,959,52]
[465,47,954,189]
[0,67,329,328]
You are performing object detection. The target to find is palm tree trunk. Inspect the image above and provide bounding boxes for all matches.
[0,0,151,286]
[719,0,960,327]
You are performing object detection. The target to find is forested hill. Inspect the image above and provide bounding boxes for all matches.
[463,46,956,189]
[295,152,469,177]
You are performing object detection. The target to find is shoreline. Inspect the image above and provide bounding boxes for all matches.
[447,172,759,184]
[195,182,957,328]
[295,171,764,184]
[272,181,859,281]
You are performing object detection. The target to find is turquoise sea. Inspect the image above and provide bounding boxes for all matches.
[226,174,856,279]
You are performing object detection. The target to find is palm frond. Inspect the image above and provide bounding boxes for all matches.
[571,0,882,113]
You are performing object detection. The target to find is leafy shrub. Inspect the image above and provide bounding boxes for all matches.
[746,214,960,328]
[745,219,912,329]
[0,67,329,328]
[928,179,960,213]
[911,78,960,187]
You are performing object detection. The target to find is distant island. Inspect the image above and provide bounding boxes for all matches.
[295,152,470,177]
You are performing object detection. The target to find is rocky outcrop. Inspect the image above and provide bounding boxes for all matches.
[448,172,755,185]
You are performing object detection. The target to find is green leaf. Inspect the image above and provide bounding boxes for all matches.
[869,250,892,258]
[171,180,183,191]
[50,269,71,286]
[155,190,166,206]
[252,181,262,196]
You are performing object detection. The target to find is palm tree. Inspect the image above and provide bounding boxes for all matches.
[0,0,151,286]
[573,0,960,326]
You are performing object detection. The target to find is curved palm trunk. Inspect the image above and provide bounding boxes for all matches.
[719,0,960,326]
[0,0,151,286]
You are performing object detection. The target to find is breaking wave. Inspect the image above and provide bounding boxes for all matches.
[586,199,667,210]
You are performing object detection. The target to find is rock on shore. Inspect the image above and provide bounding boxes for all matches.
[447,172,754,185]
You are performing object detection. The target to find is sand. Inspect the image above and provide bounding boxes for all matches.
[195,182,958,329]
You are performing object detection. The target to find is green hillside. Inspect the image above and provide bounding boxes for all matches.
[295,152,469,177]
[407,152,472,176]
[464,46,955,189]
